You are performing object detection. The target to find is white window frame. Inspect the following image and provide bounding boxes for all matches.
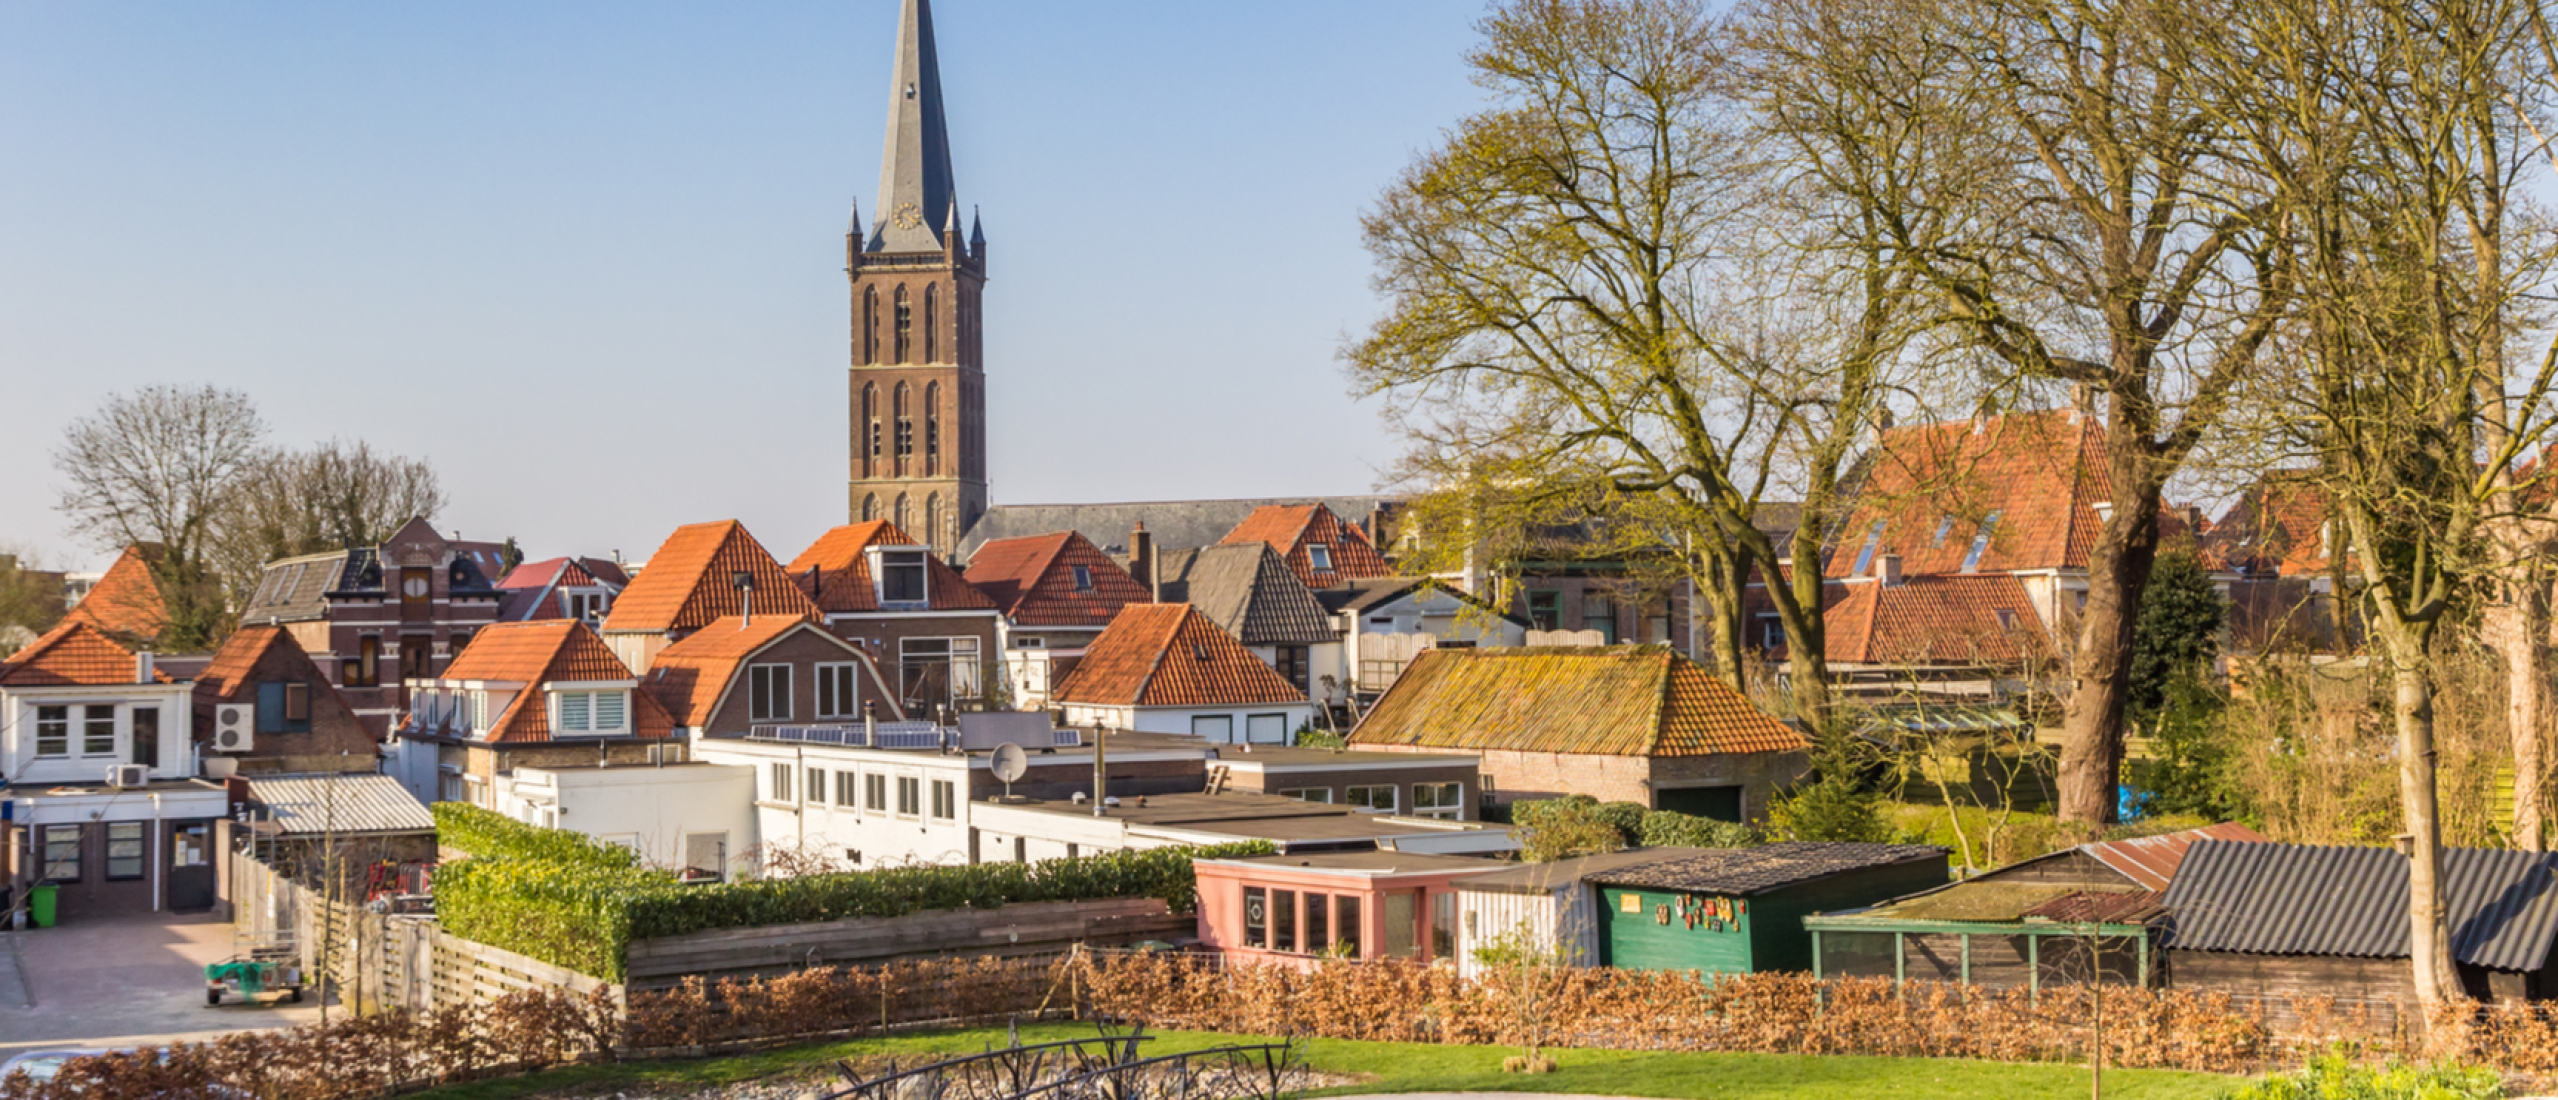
[1307,544,1333,572]
[749,664,793,722]
[769,761,793,803]
[896,773,923,818]
[834,769,859,807]
[873,547,931,608]
[865,771,889,813]
[1411,782,1463,820]
[80,704,117,757]
[1346,785,1398,813]
[930,777,957,821]
[550,689,630,736]
[804,765,826,804]
[815,662,863,720]
[33,705,69,758]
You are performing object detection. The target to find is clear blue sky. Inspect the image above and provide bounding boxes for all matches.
[0,1,1487,570]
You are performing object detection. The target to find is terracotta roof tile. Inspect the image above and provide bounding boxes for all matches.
[786,521,996,614]
[439,621,673,743]
[602,521,817,635]
[1219,504,1395,588]
[1823,575,2050,666]
[0,620,170,687]
[962,531,1152,627]
[644,615,896,727]
[1053,603,1306,708]
[2208,473,2337,576]
[1351,647,1806,758]
[61,544,170,642]
[1830,411,2108,579]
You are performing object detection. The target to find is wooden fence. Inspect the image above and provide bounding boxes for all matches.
[233,852,618,1014]
[624,896,1191,989]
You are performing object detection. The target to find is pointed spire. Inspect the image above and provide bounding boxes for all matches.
[868,0,957,254]
[846,197,863,240]
[969,205,984,250]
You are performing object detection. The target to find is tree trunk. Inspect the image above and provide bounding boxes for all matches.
[2384,644,2464,1004]
[2057,456,2163,826]
[1697,550,1748,693]
[2482,583,2552,850]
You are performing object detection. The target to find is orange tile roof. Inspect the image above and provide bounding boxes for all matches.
[962,531,1152,627]
[438,620,673,743]
[1829,411,2109,579]
[644,615,899,727]
[602,521,818,635]
[1823,575,2051,666]
[193,625,291,703]
[61,544,170,642]
[1350,647,1806,758]
[786,521,996,614]
[1053,603,1306,708]
[0,620,171,687]
[2208,473,2337,577]
[1219,504,1395,588]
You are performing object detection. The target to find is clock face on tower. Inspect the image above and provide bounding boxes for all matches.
[892,203,925,231]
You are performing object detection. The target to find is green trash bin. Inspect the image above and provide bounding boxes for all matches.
[28,884,58,929]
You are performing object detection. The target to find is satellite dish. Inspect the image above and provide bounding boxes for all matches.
[991,742,1029,800]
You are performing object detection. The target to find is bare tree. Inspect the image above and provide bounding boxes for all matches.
[210,439,449,607]
[2195,0,2558,1003]
[52,385,267,649]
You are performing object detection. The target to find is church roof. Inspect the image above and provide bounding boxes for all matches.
[867,0,958,254]
[957,496,1403,563]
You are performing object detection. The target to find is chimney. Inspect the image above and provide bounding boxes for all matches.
[1129,522,1155,601]
[1090,717,1109,817]
[1875,553,1902,586]
[733,570,756,629]
[864,699,878,744]
[1864,404,1896,450]
[2068,382,2098,424]
[135,651,155,684]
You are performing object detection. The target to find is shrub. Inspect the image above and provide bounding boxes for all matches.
[433,803,641,869]
[429,820,1272,981]
[1590,801,1648,840]
[2217,1054,2503,1099]
[1511,796,1626,861]
[1637,811,1760,848]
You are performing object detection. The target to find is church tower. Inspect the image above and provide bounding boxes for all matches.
[848,0,986,555]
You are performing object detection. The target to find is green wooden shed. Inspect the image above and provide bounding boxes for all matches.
[1588,843,1949,975]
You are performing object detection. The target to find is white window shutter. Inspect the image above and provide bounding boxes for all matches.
[560,692,591,732]
[596,691,627,732]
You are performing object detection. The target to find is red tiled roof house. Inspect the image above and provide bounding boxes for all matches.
[1,621,226,919]
[599,521,820,675]
[1053,603,1316,743]
[390,620,677,807]
[961,530,1153,707]
[785,521,1001,717]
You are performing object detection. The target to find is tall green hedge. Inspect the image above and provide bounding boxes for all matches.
[429,805,1270,980]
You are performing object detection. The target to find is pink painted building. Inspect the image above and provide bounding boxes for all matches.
[1193,852,1505,968]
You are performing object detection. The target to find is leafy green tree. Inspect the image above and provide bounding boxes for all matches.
[2126,551,2225,719]
[1513,796,1629,862]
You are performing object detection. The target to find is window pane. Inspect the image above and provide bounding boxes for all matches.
[1336,896,1362,958]
[595,691,626,731]
[867,773,888,811]
[898,776,920,814]
[1431,892,1456,960]
[560,692,591,732]
[1243,887,1267,949]
[1306,891,1329,953]
[41,825,81,882]
[1382,892,1417,958]
[107,822,144,879]
[284,682,311,724]
[84,706,116,755]
[1274,889,1297,953]
[130,707,159,768]
[37,705,67,756]
[805,767,824,802]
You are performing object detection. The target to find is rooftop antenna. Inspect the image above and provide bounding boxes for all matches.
[732,570,755,629]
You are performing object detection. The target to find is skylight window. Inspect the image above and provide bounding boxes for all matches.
[1071,565,1094,592]
[1963,512,2002,572]
[1308,544,1334,571]
[1850,521,1887,576]
[1933,516,1956,547]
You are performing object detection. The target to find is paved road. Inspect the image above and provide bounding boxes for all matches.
[0,910,320,1057]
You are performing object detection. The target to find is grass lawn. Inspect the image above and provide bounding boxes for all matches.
[406,1021,2245,1100]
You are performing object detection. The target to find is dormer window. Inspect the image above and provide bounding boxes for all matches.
[1071,565,1094,593]
[552,688,630,736]
[564,590,611,623]
[1963,512,2002,573]
[1308,544,1334,572]
[873,548,929,607]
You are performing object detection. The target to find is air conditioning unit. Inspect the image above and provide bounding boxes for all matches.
[106,764,149,789]
[212,704,256,753]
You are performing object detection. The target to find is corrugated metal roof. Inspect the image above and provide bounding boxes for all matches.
[2163,840,2558,971]
[1584,842,1946,897]
[1459,847,1724,895]
[248,774,435,836]
[2083,822,2270,890]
